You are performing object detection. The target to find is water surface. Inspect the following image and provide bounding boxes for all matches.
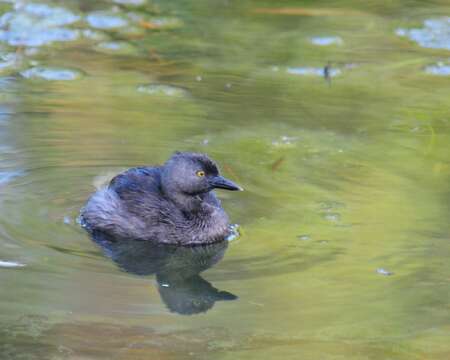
[0,0,449,359]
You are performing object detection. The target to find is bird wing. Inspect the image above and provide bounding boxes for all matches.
[108,167,176,225]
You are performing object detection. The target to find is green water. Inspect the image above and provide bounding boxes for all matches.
[0,0,449,359]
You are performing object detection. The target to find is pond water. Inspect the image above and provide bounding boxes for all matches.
[0,0,449,359]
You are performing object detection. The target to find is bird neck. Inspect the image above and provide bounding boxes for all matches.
[163,189,205,215]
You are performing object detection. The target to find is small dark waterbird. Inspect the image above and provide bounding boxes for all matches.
[80,152,243,245]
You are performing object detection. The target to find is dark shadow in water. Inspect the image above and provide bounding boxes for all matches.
[90,231,237,315]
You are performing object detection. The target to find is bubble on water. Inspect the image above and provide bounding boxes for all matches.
[196,75,203,81]
[297,234,311,241]
[21,67,82,81]
[137,84,189,97]
[86,11,128,29]
[271,135,298,148]
[425,61,450,76]
[396,17,450,50]
[63,216,72,225]
[0,3,80,47]
[310,36,343,46]
[287,66,341,77]
[376,268,394,276]
[323,213,341,222]
[0,260,26,268]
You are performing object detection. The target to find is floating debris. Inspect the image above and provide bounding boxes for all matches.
[376,268,394,276]
[271,156,285,171]
[310,36,343,46]
[0,3,80,47]
[63,216,72,225]
[21,67,82,81]
[137,84,189,97]
[0,260,26,268]
[297,234,311,241]
[425,61,450,76]
[287,66,341,77]
[86,11,128,29]
[324,62,333,85]
[396,17,450,50]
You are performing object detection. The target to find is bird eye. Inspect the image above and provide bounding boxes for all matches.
[196,170,205,177]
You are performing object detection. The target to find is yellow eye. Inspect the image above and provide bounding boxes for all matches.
[196,170,205,177]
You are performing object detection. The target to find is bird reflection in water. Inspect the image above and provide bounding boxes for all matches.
[90,232,237,315]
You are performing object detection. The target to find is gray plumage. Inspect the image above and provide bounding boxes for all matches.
[80,152,242,245]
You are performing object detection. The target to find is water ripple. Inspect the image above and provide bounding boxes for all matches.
[396,17,450,50]
[137,84,189,97]
[0,260,26,268]
[425,60,450,76]
[0,3,80,47]
[310,36,343,46]
[21,67,82,81]
[85,11,128,29]
[0,170,24,186]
